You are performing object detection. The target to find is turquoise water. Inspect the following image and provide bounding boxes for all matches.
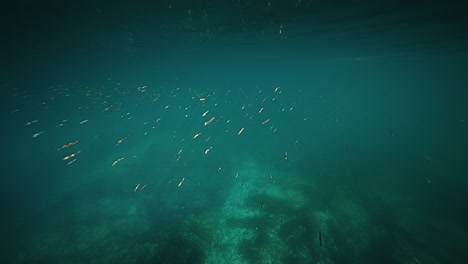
[1,1,468,263]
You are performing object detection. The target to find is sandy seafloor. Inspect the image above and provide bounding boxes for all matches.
[1,2,468,264]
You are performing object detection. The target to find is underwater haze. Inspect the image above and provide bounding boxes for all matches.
[1,1,468,263]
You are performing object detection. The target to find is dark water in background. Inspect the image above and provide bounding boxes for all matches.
[1,1,468,263]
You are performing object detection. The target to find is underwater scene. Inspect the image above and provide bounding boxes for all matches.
[1,1,468,263]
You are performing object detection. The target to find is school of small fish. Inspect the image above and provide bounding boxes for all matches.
[16,81,305,191]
